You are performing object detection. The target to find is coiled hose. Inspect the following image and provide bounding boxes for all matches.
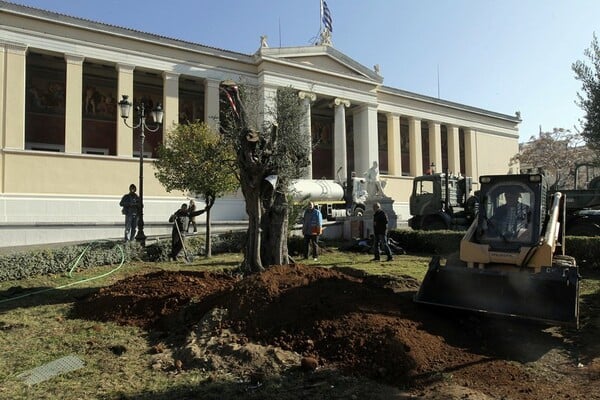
[0,240,126,304]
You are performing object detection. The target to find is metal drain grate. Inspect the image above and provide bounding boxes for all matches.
[17,355,85,385]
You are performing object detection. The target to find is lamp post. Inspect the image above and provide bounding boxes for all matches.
[118,95,163,245]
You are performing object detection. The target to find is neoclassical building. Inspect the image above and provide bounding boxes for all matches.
[0,2,520,247]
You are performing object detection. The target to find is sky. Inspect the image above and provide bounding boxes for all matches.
[8,0,600,142]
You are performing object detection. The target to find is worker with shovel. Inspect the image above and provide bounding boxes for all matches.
[168,202,207,262]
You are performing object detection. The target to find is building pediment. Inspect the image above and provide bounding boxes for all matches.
[256,45,383,84]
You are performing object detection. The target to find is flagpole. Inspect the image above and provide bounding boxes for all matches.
[319,0,323,32]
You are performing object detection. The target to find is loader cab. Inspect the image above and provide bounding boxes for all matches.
[476,175,546,249]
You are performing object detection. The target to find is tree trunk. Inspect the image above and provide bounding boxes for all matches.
[205,207,212,258]
[265,192,289,265]
[241,179,264,273]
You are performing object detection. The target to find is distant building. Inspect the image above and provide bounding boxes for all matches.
[0,2,520,247]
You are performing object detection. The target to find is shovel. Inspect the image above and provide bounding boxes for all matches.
[173,219,193,264]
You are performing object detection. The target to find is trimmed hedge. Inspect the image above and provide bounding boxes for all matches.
[0,240,143,282]
[389,229,600,270]
[0,232,249,282]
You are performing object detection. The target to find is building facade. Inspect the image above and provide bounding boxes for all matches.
[0,2,521,247]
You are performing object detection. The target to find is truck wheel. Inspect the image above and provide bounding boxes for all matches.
[566,225,600,237]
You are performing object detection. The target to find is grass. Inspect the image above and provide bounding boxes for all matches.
[0,249,430,400]
[0,247,597,400]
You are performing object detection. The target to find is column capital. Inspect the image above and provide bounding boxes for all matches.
[298,91,316,102]
[162,71,180,80]
[4,41,28,55]
[64,54,85,65]
[333,98,351,108]
[116,63,135,74]
[205,78,222,88]
[408,116,421,122]
[385,112,400,118]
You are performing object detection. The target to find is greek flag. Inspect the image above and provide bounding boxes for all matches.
[321,0,333,32]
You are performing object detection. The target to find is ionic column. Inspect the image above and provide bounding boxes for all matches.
[204,78,221,130]
[428,121,442,173]
[0,45,6,152]
[162,71,179,135]
[353,104,378,177]
[260,85,278,127]
[464,128,477,179]
[447,124,460,175]
[64,54,84,154]
[333,98,350,180]
[408,117,423,177]
[116,63,134,156]
[386,113,401,176]
[299,91,316,178]
[4,43,28,150]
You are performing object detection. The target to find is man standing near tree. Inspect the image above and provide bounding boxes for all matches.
[302,202,323,261]
[371,202,393,262]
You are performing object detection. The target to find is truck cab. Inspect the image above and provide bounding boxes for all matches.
[409,173,474,230]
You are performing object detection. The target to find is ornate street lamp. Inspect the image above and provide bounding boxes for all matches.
[118,95,163,244]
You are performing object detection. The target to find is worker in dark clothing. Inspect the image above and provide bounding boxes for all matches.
[168,203,206,261]
[119,184,139,241]
[371,201,393,262]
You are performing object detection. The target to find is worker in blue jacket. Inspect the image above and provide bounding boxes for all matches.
[302,201,323,261]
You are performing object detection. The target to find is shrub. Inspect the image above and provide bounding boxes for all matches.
[389,229,462,255]
[0,240,138,282]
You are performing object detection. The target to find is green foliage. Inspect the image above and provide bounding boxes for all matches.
[573,34,600,153]
[154,121,239,200]
[565,236,600,270]
[270,87,311,189]
[210,231,246,254]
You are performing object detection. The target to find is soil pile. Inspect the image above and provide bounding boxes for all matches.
[72,264,600,399]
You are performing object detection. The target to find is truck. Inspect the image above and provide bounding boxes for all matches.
[408,173,477,230]
[289,175,369,220]
[414,173,579,326]
[410,170,600,236]
[553,174,600,236]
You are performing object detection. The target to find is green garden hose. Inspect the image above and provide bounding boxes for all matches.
[0,240,126,304]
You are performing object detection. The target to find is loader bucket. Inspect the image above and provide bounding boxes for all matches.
[414,256,580,327]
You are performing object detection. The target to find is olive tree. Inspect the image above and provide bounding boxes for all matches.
[219,83,310,273]
[573,33,600,152]
[154,121,238,257]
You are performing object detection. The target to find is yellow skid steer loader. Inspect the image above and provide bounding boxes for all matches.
[414,173,580,326]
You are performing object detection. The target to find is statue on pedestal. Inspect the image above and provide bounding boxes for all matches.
[364,161,386,198]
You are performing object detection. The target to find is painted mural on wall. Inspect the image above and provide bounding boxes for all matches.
[82,77,118,120]
[179,90,204,124]
[26,68,65,115]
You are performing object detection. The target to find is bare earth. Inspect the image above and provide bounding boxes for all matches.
[71,264,600,399]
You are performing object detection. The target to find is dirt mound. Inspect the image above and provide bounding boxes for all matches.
[72,264,600,399]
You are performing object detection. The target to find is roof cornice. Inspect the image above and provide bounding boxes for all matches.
[0,1,255,64]
[379,85,521,123]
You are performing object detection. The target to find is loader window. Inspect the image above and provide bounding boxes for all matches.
[480,184,534,246]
